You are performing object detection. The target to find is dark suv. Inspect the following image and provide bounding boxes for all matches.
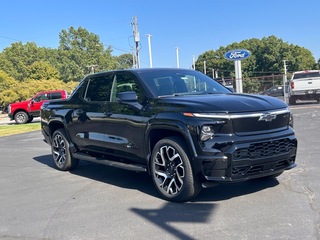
[41,68,297,202]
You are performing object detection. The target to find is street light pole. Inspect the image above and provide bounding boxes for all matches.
[192,55,195,70]
[176,47,180,68]
[146,34,153,68]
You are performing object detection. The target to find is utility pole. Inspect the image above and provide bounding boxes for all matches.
[146,34,153,68]
[87,64,98,74]
[132,16,140,68]
[283,60,288,103]
[203,61,206,75]
[132,48,136,68]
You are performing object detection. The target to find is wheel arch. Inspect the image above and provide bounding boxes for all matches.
[48,120,67,139]
[13,109,29,117]
[146,122,197,173]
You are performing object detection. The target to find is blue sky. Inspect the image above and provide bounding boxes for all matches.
[1,0,319,69]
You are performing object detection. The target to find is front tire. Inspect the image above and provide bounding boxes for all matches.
[150,136,201,202]
[14,111,29,124]
[51,129,79,171]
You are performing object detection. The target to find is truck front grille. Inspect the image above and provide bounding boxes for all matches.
[233,138,296,160]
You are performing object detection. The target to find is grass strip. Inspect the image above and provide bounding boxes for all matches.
[0,123,41,137]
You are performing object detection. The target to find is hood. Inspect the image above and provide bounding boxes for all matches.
[10,99,31,106]
[158,93,288,113]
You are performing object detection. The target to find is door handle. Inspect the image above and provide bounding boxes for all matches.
[104,112,112,117]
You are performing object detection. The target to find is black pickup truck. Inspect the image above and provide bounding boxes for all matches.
[41,68,297,202]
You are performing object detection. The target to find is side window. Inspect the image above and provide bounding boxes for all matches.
[49,92,62,100]
[110,72,141,102]
[83,74,114,102]
[34,93,48,102]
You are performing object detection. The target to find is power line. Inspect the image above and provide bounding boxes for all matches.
[0,35,21,41]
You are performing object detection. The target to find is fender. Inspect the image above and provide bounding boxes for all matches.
[144,118,198,171]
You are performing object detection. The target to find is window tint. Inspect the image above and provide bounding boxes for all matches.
[137,69,230,98]
[34,93,48,102]
[83,74,114,102]
[49,92,62,100]
[110,72,140,102]
[293,72,320,79]
[153,73,224,96]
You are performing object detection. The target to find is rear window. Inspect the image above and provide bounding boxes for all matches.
[293,72,320,79]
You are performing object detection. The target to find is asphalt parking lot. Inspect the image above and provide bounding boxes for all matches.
[0,103,319,240]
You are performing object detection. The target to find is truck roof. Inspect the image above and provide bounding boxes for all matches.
[292,70,320,80]
[293,70,320,74]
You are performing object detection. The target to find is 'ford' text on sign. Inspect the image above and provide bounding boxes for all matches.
[224,49,251,61]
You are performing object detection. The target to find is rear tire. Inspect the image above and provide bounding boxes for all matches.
[150,136,201,202]
[26,116,34,123]
[14,111,29,124]
[51,129,79,171]
[289,96,296,105]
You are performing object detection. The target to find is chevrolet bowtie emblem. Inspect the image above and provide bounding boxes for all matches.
[259,113,277,122]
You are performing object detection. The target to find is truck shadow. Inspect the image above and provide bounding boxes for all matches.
[34,154,279,202]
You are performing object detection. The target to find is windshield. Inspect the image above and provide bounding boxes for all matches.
[137,69,231,98]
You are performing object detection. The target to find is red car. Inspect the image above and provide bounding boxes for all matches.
[8,90,68,124]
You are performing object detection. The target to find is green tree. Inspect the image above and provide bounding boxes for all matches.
[0,70,19,110]
[196,35,316,77]
[0,42,48,81]
[114,53,134,69]
[27,61,61,80]
[0,70,17,90]
[57,27,115,81]
[196,35,317,92]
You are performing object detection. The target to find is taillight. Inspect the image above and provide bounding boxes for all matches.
[291,82,294,90]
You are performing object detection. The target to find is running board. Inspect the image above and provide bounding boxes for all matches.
[73,152,147,172]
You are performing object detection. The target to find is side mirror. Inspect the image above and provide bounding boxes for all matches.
[117,91,142,109]
[117,91,138,102]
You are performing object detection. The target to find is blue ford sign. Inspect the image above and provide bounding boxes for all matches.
[224,49,251,61]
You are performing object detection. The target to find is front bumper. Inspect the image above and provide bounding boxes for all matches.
[195,131,297,184]
[8,113,14,121]
[291,89,320,96]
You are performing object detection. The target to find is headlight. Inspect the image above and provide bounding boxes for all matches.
[289,112,294,128]
[200,125,215,141]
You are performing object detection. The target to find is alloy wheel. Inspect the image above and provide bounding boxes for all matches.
[153,145,185,195]
[52,133,67,168]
